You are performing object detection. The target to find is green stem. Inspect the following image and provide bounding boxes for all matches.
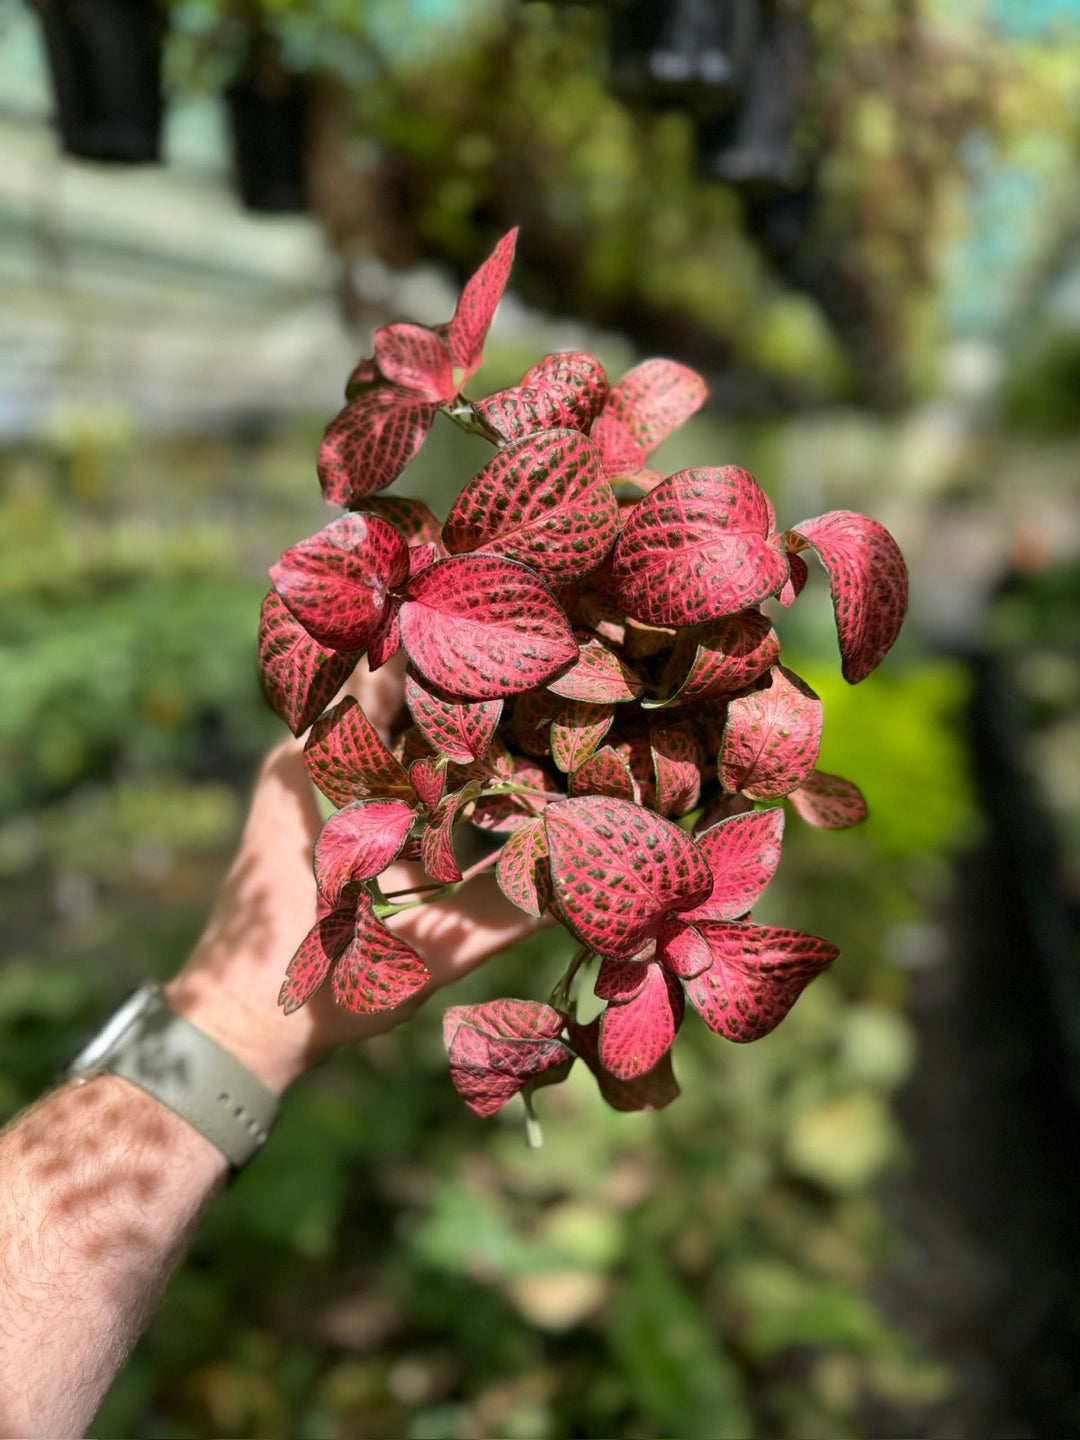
[522,1091,544,1150]
[439,396,503,446]
[549,946,592,1014]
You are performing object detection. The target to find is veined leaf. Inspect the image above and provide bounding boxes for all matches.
[279,899,356,1014]
[788,769,869,829]
[547,637,643,703]
[682,808,785,922]
[651,722,703,817]
[443,430,618,584]
[719,667,822,800]
[495,818,552,916]
[789,511,908,682]
[405,669,502,764]
[591,412,647,480]
[420,786,480,884]
[567,1016,680,1111]
[603,358,707,453]
[543,796,712,960]
[332,894,430,1014]
[684,922,838,1042]
[318,390,435,504]
[373,322,454,401]
[304,695,413,808]
[443,997,572,1118]
[654,610,780,707]
[359,495,442,547]
[568,745,636,801]
[398,554,578,700]
[475,351,608,442]
[270,513,409,652]
[598,964,684,1079]
[444,227,518,381]
[656,920,712,979]
[258,591,360,737]
[612,467,788,627]
[314,799,415,905]
[409,756,446,810]
[550,699,615,773]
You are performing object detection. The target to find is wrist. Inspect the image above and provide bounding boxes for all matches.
[162,976,311,1098]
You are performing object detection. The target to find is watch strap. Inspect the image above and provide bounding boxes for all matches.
[71,987,279,1170]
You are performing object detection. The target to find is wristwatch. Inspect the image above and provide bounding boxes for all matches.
[68,984,279,1170]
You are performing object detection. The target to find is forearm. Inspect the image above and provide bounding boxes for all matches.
[0,1076,227,1438]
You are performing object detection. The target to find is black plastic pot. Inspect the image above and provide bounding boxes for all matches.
[226,49,308,214]
[33,0,166,163]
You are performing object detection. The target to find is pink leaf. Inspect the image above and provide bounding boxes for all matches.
[270,513,409,652]
[651,722,703,817]
[547,637,643,703]
[568,745,636,802]
[567,1017,680,1112]
[257,591,360,737]
[594,957,650,1002]
[654,609,781,707]
[314,799,416,905]
[373,322,454,401]
[656,920,712,979]
[550,699,615,773]
[719,666,823,799]
[444,227,518,382]
[443,996,572,1118]
[279,899,356,1014]
[344,354,379,399]
[421,787,478,884]
[603,358,708,453]
[776,546,808,607]
[332,894,430,1014]
[612,467,789,627]
[543,796,712,960]
[360,495,443,548]
[789,511,908,682]
[398,554,578,700]
[409,756,446,810]
[494,818,552,917]
[405,669,502,764]
[684,922,838,1042]
[366,599,402,671]
[475,351,608,442]
[598,964,684,1079]
[442,430,618,585]
[304,695,414,809]
[318,390,436,504]
[788,770,868,829]
[682,807,785,922]
[591,412,647,480]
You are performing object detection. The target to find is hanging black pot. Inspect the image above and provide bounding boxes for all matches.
[608,0,758,118]
[226,44,309,214]
[32,0,165,163]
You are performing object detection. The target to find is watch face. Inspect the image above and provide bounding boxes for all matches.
[69,984,161,1074]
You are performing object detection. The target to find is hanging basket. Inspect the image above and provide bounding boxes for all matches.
[33,0,166,163]
[226,47,308,214]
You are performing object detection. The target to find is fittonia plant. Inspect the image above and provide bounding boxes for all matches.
[260,229,908,1123]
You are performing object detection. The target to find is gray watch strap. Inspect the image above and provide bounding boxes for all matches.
[70,985,279,1170]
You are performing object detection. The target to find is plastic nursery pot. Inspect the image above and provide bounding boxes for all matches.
[33,0,166,163]
[225,45,308,214]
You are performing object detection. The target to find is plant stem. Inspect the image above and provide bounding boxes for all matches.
[440,397,503,446]
[522,1092,544,1150]
[549,946,592,1013]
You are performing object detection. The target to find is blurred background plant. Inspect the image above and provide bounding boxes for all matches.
[1,0,1078,1435]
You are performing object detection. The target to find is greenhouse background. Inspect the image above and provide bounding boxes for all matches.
[1,0,1078,1435]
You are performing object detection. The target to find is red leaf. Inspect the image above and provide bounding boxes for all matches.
[790,511,908,682]
[656,919,712,979]
[655,610,781,707]
[510,689,559,757]
[442,430,618,585]
[684,922,838,1042]
[683,807,785,922]
[598,964,684,1079]
[405,669,502,764]
[495,818,552,917]
[550,699,615,773]
[612,467,788,626]
[360,495,443,548]
[409,756,446,809]
[344,354,379,399]
[279,900,356,1014]
[366,599,402,670]
[719,666,823,799]
[651,722,703,817]
[776,546,808,607]
[443,996,572,1118]
[591,412,647,480]
[547,637,643,703]
[398,554,578,700]
[373,322,454,401]
[475,350,608,442]
[603,358,707,453]
[444,227,518,381]
[421,787,479,884]
[594,957,650,1002]
[567,1016,680,1112]
[258,591,360,737]
[568,745,636,801]
[473,757,554,833]
[270,513,409,652]
[318,390,436,504]
[788,770,868,829]
[304,696,413,809]
[314,799,416,905]
[543,796,712,960]
[332,894,430,1014]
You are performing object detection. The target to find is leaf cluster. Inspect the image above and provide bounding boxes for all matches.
[261,230,908,1120]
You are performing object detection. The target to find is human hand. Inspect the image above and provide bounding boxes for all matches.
[165,658,545,1096]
